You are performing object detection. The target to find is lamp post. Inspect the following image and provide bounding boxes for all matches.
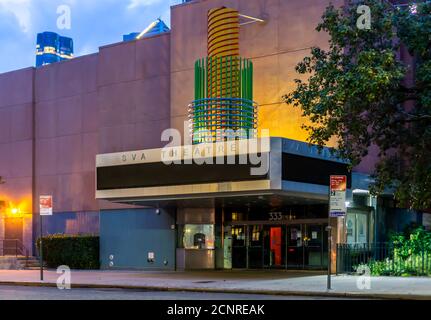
[326,224,332,290]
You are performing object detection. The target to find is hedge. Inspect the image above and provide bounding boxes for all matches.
[37,234,100,269]
[355,227,431,276]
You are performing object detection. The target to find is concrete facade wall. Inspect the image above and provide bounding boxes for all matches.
[0,67,34,254]
[0,68,34,211]
[41,211,99,236]
[34,32,171,215]
[35,53,99,214]
[97,33,171,155]
[0,33,172,252]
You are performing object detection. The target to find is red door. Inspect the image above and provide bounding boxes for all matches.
[270,227,282,266]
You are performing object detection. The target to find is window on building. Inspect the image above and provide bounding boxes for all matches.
[232,226,246,247]
[180,224,215,250]
[251,225,261,242]
[346,211,369,244]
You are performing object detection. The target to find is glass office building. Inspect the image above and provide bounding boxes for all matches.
[123,19,170,42]
[36,32,73,67]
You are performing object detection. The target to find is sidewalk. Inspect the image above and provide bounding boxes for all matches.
[0,269,430,299]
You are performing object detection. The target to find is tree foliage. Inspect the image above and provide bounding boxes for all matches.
[285,0,431,210]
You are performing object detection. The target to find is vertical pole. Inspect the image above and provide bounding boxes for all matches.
[327,187,332,290]
[39,213,43,281]
[302,224,305,269]
[285,225,288,270]
[327,221,332,290]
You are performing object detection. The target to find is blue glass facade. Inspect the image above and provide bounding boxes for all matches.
[122,18,170,42]
[36,32,74,67]
[123,32,141,42]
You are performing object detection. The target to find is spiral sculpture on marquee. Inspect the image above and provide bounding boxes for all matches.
[189,7,258,144]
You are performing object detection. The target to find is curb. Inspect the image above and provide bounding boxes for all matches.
[1,281,430,300]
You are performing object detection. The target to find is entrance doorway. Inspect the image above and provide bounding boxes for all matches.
[263,226,285,268]
[3,217,23,255]
[286,224,327,269]
[230,221,328,270]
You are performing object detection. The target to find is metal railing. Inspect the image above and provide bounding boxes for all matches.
[0,239,29,266]
[337,242,431,276]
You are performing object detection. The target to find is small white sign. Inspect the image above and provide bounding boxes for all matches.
[39,195,53,216]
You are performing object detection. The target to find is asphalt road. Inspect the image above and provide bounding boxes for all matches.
[0,285,350,300]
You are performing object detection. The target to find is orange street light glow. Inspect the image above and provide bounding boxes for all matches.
[10,208,20,215]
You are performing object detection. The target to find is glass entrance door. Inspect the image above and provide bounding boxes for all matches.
[303,224,324,269]
[286,224,327,269]
[286,224,303,268]
[231,225,246,268]
[248,225,263,268]
[230,223,328,270]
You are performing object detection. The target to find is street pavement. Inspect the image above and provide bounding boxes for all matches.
[0,269,430,299]
[0,285,351,300]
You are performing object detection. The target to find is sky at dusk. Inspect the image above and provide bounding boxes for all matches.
[0,0,178,73]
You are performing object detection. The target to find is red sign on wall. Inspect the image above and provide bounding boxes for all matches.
[39,195,53,216]
[330,175,347,192]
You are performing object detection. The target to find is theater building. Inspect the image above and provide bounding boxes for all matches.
[0,0,426,270]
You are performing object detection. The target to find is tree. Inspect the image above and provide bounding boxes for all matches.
[285,0,431,210]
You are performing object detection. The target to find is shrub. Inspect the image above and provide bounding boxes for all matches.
[357,256,431,277]
[37,234,100,269]
[355,227,431,276]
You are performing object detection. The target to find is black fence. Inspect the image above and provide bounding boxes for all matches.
[336,243,431,276]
